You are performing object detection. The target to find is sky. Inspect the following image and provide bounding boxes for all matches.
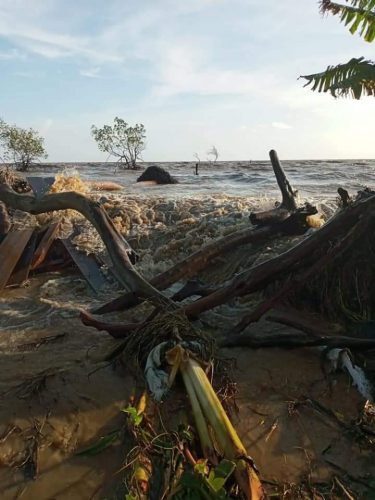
[0,0,374,161]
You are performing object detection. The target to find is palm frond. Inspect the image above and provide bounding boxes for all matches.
[301,57,375,98]
[320,0,375,41]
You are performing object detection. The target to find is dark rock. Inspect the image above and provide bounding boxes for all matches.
[137,166,178,185]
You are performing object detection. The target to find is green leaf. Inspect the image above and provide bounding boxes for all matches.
[320,0,375,42]
[122,405,143,426]
[75,430,120,456]
[207,460,236,493]
[301,57,375,99]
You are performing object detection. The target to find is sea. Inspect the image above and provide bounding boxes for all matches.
[35,159,375,202]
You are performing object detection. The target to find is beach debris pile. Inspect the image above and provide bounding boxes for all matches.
[1,151,375,498]
[0,173,121,293]
[0,219,116,293]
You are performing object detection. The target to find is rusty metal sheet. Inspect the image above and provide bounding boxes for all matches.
[0,229,35,291]
[31,222,61,270]
[61,238,111,292]
[7,230,38,287]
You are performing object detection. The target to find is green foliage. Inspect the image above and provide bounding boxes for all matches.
[301,56,375,98]
[320,0,375,41]
[0,119,47,171]
[301,1,375,98]
[75,429,120,456]
[91,117,146,169]
[173,459,236,499]
[122,405,144,427]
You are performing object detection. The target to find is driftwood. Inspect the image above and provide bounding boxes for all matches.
[181,192,375,319]
[220,332,375,349]
[93,224,276,314]
[94,151,318,315]
[249,150,298,226]
[229,214,371,335]
[0,185,170,307]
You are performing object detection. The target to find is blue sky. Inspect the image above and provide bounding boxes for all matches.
[0,0,374,161]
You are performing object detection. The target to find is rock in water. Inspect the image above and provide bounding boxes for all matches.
[137,166,178,185]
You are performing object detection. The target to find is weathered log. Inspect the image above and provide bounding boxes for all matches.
[80,310,140,338]
[230,215,370,335]
[83,190,375,336]
[93,206,318,315]
[249,150,298,226]
[0,185,170,306]
[182,192,375,319]
[92,224,275,314]
[220,332,375,349]
[171,279,217,301]
[266,308,345,337]
[338,187,351,207]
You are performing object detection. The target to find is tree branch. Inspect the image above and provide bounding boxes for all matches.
[0,185,171,305]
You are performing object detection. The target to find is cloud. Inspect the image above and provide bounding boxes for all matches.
[272,121,292,130]
[80,67,101,78]
[151,43,278,97]
[0,2,123,63]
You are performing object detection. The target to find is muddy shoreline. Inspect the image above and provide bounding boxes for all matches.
[0,179,374,499]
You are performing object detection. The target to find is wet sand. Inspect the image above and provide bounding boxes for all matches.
[0,181,374,499]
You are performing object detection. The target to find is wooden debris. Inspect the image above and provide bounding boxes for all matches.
[0,229,34,291]
[61,238,111,292]
[31,222,61,270]
[7,230,37,287]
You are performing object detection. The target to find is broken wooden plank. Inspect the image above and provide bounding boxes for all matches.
[31,222,61,270]
[26,176,55,199]
[0,229,35,291]
[60,238,111,292]
[32,238,73,274]
[7,230,38,287]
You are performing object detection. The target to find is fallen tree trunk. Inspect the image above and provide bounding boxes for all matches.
[230,214,370,335]
[93,224,276,314]
[266,308,346,338]
[182,191,375,319]
[220,332,375,349]
[249,150,298,226]
[0,185,170,306]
